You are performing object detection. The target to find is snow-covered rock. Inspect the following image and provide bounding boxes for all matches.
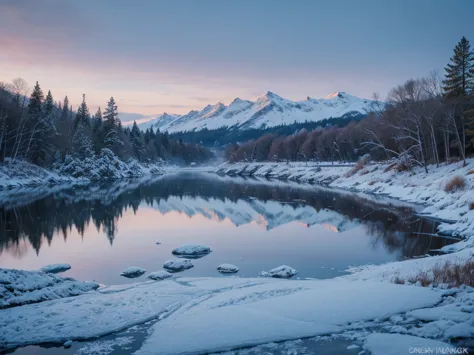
[147,271,173,281]
[363,333,454,355]
[171,244,212,258]
[40,264,71,274]
[163,259,194,272]
[217,264,239,274]
[0,268,99,309]
[63,340,73,348]
[120,267,146,278]
[260,265,298,278]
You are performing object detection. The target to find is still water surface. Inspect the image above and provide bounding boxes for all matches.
[0,172,456,286]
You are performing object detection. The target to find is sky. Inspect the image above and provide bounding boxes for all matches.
[1,0,473,120]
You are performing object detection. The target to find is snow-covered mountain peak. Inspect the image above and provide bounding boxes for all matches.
[325,91,345,99]
[138,90,380,133]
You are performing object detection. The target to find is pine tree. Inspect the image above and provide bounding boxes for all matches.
[93,106,103,132]
[61,96,69,121]
[130,121,144,160]
[44,90,54,116]
[72,122,93,159]
[26,82,55,165]
[103,97,122,151]
[443,37,474,98]
[27,81,44,117]
[75,94,90,129]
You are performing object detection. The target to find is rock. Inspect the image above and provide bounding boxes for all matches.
[217,264,239,274]
[147,271,173,281]
[63,340,73,348]
[40,264,71,274]
[171,244,211,258]
[120,267,146,278]
[261,265,298,279]
[155,242,161,245]
[163,259,194,272]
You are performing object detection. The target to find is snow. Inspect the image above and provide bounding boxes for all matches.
[171,244,212,258]
[0,275,442,352]
[120,267,146,278]
[0,152,164,190]
[0,268,98,309]
[63,340,73,348]
[163,259,194,272]
[147,270,173,281]
[40,263,71,274]
[217,264,240,273]
[363,333,454,355]
[138,91,378,133]
[260,265,298,278]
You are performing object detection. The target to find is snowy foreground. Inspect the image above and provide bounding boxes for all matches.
[1,268,472,354]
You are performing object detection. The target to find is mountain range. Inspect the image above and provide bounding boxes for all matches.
[135,91,379,133]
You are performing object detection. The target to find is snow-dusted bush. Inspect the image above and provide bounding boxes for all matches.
[56,149,163,181]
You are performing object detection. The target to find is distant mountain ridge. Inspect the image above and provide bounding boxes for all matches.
[137,91,379,133]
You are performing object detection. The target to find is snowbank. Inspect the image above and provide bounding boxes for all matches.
[0,268,98,309]
[40,263,71,274]
[0,150,164,190]
[0,275,442,352]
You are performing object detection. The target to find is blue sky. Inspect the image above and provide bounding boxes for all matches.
[1,0,473,117]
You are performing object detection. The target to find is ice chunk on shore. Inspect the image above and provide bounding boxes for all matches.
[260,265,298,278]
[363,333,454,355]
[0,268,98,309]
[217,264,239,274]
[171,244,211,258]
[40,264,71,274]
[120,267,146,278]
[147,271,173,281]
[163,259,194,272]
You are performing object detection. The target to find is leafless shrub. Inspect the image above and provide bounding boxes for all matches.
[345,154,370,178]
[469,202,474,210]
[368,180,377,186]
[393,276,405,285]
[444,176,466,193]
[384,163,397,173]
[396,259,474,288]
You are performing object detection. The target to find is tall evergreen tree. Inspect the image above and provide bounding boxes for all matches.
[443,37,474,98]
[75,94,90,129]
[72,122,93,159]
[26,82,55,165]
[103,97,122,151]
[44,90,54,116]
[61,96,69,121]
[27,81,44,117]
[93,106,103,132]
[130,121,144,160]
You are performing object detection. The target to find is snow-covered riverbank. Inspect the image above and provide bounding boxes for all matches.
[1,268,472,354]
[0,153,165,190]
